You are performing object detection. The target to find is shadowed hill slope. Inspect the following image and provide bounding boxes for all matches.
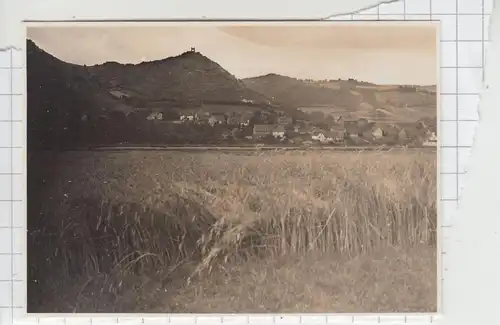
[87,51,269,106]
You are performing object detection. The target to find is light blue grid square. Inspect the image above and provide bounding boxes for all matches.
[0,95,12,121]
[11,201,23,228]
[11,68,23,95]
[12,174,23,201]
[458,147,472,173]
[440,120,458,147]
[0,282,12,306]
[441,147,458,173]
[435,14,457,40]
[0,52,12,69]
[441,41,457,67]
[405,0,432,14]
[11,95,23,121]
[0,228,12,254]
[0,202,11,228]
[12,148,23,174]
[440,67,457,93]
[0,70,11,95]
[0,255,12,281]
[406,14,432,20]
[457,94,480,120]
[458,0,484,14]
[441,173,458,200]
[12,121,23,147]
[458,15,484,40]
[441,200,458,227]
[378,0,406,14]
[431,0,457,14]
[0,175,12,200]
[458,120,477,147]
[458,41,484,67]
[458,67,483,93]
[440,94,458,120]
[0,148,11,173]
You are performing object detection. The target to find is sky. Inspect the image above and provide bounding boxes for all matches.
[27,22,438,85]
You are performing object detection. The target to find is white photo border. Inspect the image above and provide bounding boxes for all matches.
[0,0,495,324]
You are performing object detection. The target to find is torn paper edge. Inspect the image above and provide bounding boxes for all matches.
[456,2,496,204]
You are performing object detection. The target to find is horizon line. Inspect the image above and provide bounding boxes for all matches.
[27,38,437,88]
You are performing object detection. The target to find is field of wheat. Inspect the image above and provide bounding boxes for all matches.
[28,149,437,313]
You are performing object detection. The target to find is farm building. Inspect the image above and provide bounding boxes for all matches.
[146,112,163,121]
[357,118,369,128]
[344,120,359,136]
[398,128,410,141]
[423,132,437,147]
[196,114,211,124]
[277,116,293,126]
[372,127,384,139]
[330,124,346,135]
[253,124,276,138]
[272,125,286,138]
[109,90,130,99]
[227,115,241,125]
[180,113,196,122]
[239,113,253,126]
[209,114,227,126]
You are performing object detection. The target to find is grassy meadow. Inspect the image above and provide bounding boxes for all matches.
[28,149,437,313]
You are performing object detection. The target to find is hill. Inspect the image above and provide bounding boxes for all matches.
[27,40,112,148]
[86,50,269,108]
[243,74,437,123]
[27,40,273,148]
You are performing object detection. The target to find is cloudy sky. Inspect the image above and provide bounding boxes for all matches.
[27,22,437,85]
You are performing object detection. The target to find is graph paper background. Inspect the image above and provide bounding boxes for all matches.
[0,0,494,324]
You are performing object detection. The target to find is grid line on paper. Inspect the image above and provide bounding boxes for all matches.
[456,0,459,201]
[10,48,14,325]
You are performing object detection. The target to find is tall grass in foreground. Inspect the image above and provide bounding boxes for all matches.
[29,149,436,304]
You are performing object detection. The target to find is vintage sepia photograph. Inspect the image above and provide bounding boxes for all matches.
[26,22,438,313]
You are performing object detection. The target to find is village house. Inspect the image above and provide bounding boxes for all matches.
[272,125,286,139]
[208,113,226,127]
[422,131,437,147]
[296,119,311,128]
[146,112,163,121]
[372,127,384,140]
[330,124,346,141]
[109,90,130,100]
[361,129,375,141]
[344,120,359,137]
[311,131,333,143]
[196,114,210,124]
[227,115,241,125]
[335,116,345,127]
[277,116,293,126]
[357,118,369,129]
[398,128,409,141]
[384,125,400,139]
[253,124,276,139]
[180,113,196,122]
[239,113,253,126]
